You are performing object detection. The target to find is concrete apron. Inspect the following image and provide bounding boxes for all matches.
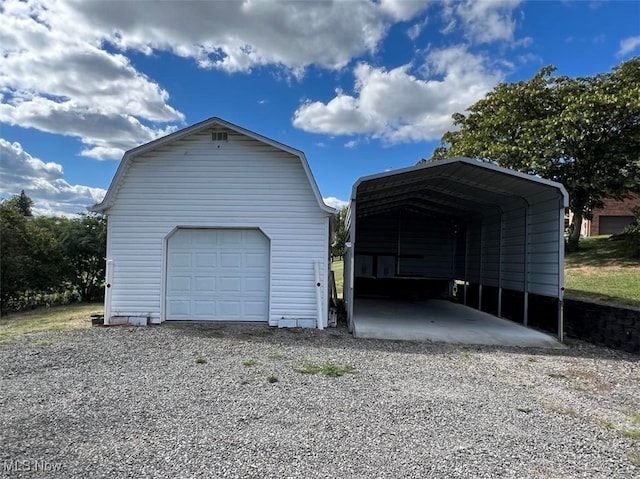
[353,299,564,349]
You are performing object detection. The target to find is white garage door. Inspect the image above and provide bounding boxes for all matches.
[166,229,269,321]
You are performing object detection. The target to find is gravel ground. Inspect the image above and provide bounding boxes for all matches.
[1,321,638,479]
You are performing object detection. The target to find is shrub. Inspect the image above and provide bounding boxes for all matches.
[624,207,640,258]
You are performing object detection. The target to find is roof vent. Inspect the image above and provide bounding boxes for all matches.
[212,131,229,142]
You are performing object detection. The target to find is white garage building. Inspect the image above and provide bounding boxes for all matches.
[91,117,335,327]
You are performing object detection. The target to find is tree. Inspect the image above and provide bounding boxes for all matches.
[428,57,640,251]
[4,190,34,216]
[0,196,62,313]
[58,214,107,302]
[331,206,348,259]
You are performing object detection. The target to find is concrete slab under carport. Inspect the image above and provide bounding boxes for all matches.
[353,298,564,348]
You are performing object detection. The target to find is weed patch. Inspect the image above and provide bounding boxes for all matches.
[628,450,640,466]
[294,361,355,377]
[598,418,640,440]
[543,402,579,418]
[242,359,257,367]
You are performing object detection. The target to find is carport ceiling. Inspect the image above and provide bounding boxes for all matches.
[353,157,566,218]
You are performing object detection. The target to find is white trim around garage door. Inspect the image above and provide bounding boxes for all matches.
[161,226,272,322]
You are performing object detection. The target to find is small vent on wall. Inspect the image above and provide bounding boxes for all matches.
[212,131,229,142]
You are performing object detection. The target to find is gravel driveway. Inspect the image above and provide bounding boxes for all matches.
[1,321,638,478]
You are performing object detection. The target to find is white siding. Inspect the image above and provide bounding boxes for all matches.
[105,128,329,325]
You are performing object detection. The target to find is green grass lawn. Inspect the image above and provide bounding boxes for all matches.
[0,303,103,343]
[564,235,640,308]
[332,260,344,299]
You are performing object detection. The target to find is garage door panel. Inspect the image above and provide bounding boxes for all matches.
[195,231,218,246]
[172,231,193,248]
[221,253,242,267]
[245,301,267,317]
[221,230,242,245]
[166,228,269,321]
[219,301,241,317]
[169,277,190,292]
[195,253,216,267]
[170,253,191,267]
[168,300,190,316]
[245,276,266,292]
[195,277,215,292]
[219,276,241,292]
[194,301,216,316]
[246,252,268,268]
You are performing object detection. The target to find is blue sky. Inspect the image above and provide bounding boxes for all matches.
[1,0,639,215]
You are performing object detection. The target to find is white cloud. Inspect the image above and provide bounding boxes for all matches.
[0,0,436,160]
[293,45,503,144]
[445,0,522,44]
[323,197,349,210]
[0,139,106,216]
[618,36,640,56]
[0,0,184,160]
[57,0,429,73]
[407,15,429,40]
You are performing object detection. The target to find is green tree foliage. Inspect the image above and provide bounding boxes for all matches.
[33,214,107,302]
[4,190,34,216]
[0,192,107,313]
[331,206,348,259]
[624,207,640,259]
[428,57,640,251]
[0,198,62,312]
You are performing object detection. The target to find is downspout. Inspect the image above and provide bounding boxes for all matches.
[104,260,114,325]
[314,261,324,330]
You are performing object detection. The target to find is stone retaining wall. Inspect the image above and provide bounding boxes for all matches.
[564,299,639,354]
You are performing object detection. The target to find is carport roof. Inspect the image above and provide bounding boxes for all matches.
[351,157,568,218]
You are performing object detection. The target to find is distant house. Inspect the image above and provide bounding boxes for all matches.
[90,117,335,327]
[588,193,640,235]
[571,193,640,236]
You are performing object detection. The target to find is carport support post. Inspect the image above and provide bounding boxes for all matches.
[498,212,504,318]
[523,205,530,327]
[557,202,565,342]
[464,224,470,306]
[478,221,484,311]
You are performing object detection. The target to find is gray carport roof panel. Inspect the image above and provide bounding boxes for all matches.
[351,157,569,217]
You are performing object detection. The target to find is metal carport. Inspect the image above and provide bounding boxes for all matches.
[344,157,568,343]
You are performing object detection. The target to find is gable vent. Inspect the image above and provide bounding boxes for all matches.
[212,131,229,142]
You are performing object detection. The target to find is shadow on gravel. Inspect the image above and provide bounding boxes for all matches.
[161,321,637,362]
